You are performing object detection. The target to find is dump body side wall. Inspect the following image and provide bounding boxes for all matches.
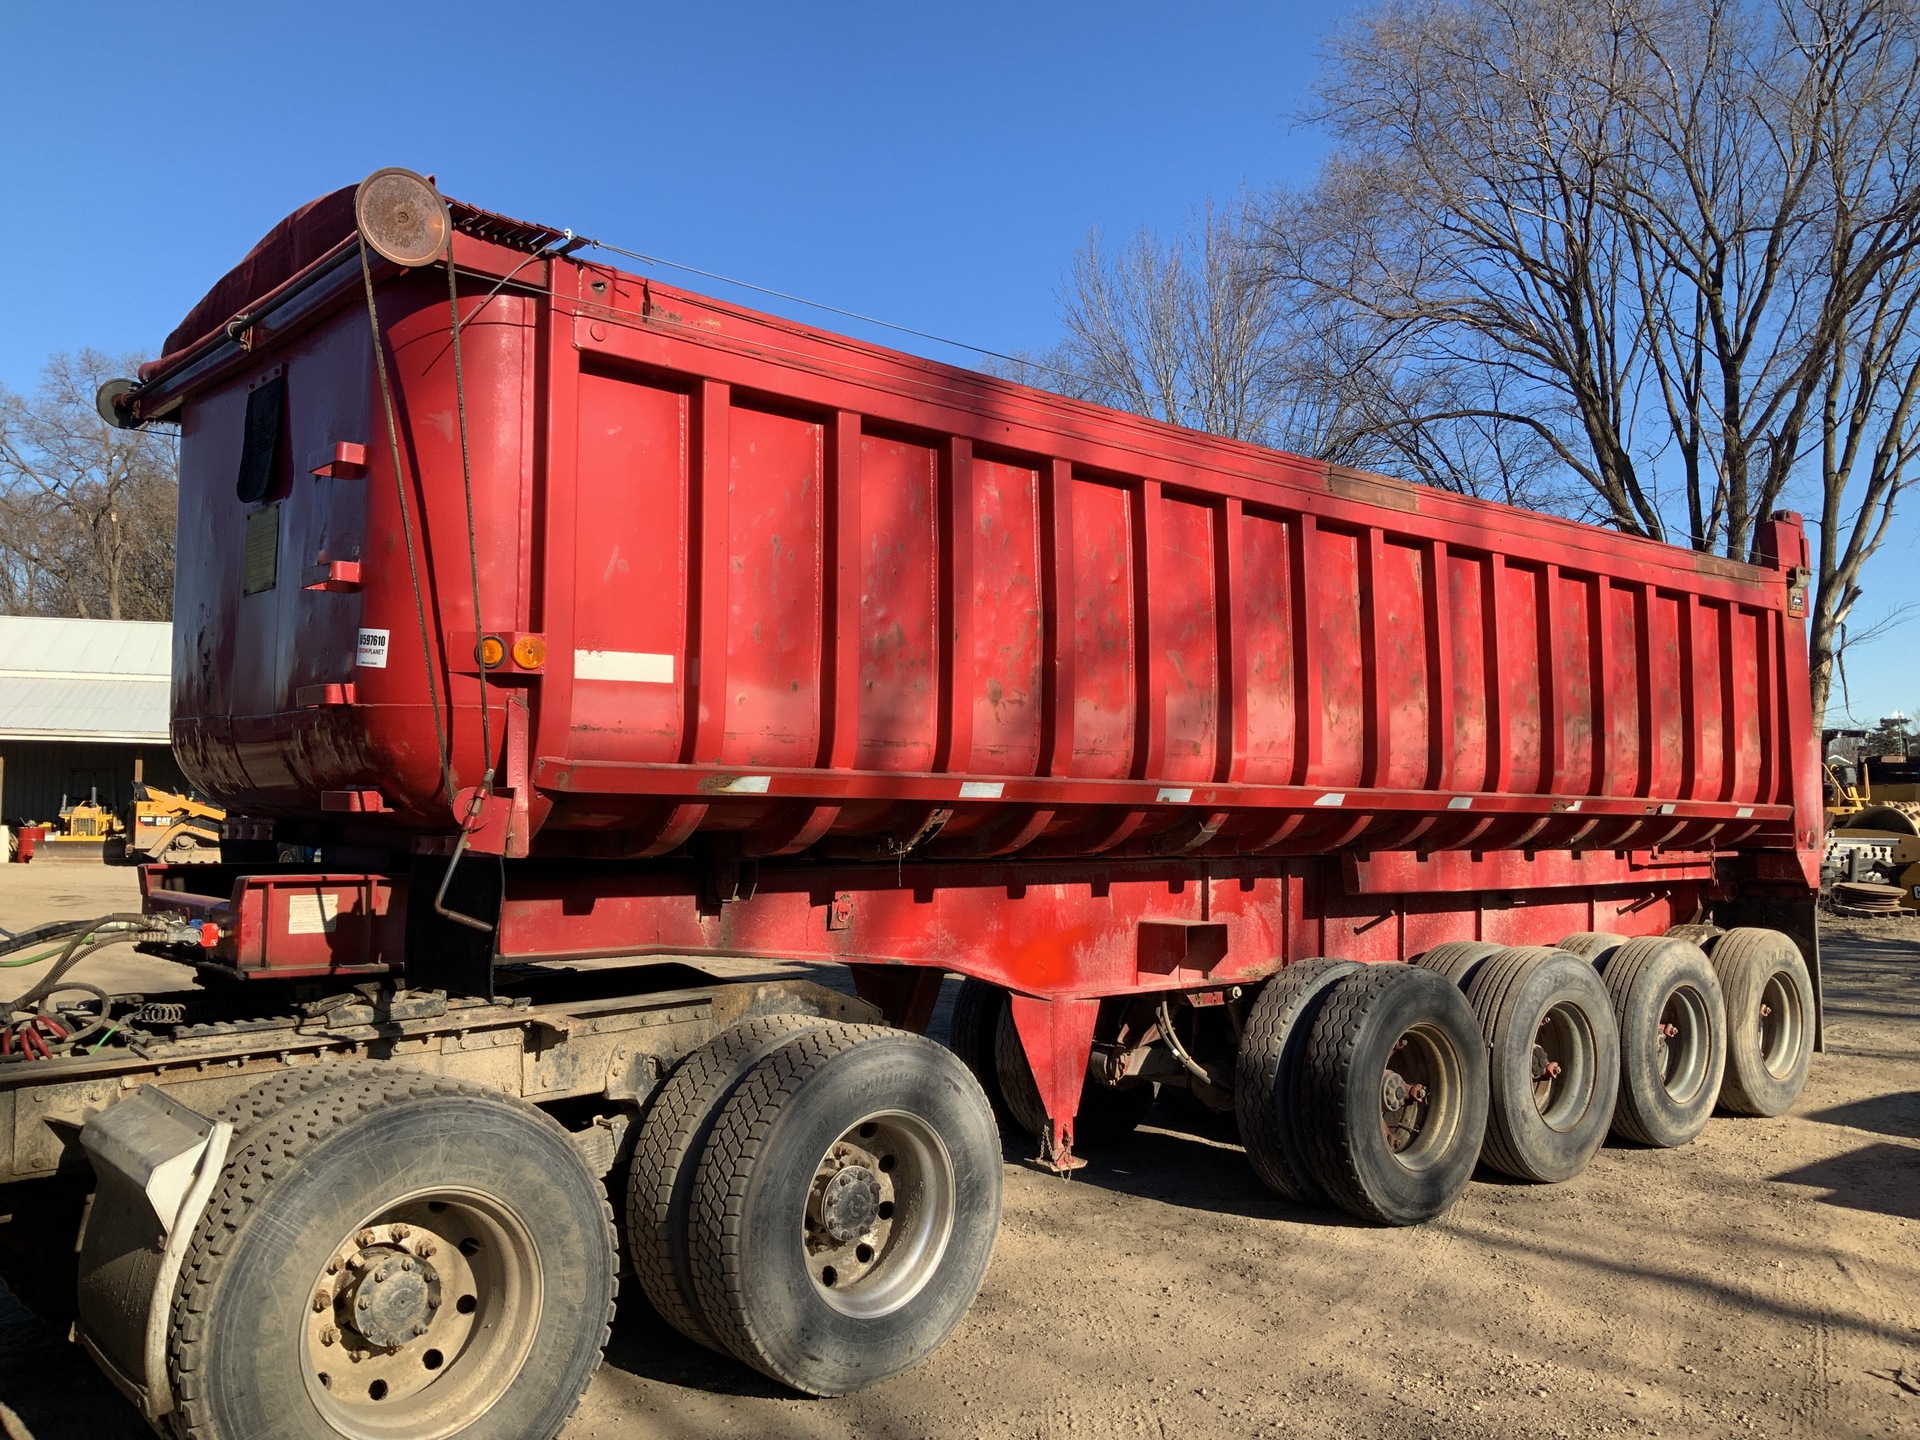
[157,229,1820,888]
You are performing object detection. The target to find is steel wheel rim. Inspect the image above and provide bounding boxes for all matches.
[1655,985,1711,1104]
[1759,970,1804,1079]
[1379,1023,1463,1173]
[1531,1001,1597,1132]
[802,1109,956,1320]
[300,1187,542,1440]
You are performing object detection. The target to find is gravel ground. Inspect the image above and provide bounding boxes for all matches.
[2,863,1916,1439]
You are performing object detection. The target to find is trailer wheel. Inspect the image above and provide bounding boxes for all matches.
[1708,928,1814,1117]
[168,1076,615,1440]
[1234,958,1359,1203]
[1556,932,1631,964]
[1597,937,1727,1147]
[992,1001,1157,1145]
[1462,947,1619,1182]
[687,1026,1000,1395]
[1665,923,1725,952]
[1412,941,1504,988]
[626,1013,827,1349]
[1296,965,1489,1226]
[948,978,1012,1121]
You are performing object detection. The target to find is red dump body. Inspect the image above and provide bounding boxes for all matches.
[137,195,1823,879]
[130,188,1822,1095]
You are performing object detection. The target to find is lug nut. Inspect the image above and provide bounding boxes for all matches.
[415,1241,436,1258]
[358,1295,371,1310]
[312,1290,331,1313]
[391,1224,412,1240]
[401,1258,414,1272]
[357,1229,378,1247]
[320,1327,338,1347]
[326,1257,342,1275]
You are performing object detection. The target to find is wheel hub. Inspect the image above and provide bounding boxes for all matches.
[818,1164,883,1243]
[340,1245,442,1349]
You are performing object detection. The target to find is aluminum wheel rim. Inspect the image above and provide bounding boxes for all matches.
[1531,1001,1597,1132]
[1655,985,1712,1104]
[300,1187,542,1440]
[1379,1023,1464,1173]
[1759,970,1805,1079]
[802,1110,956,1320]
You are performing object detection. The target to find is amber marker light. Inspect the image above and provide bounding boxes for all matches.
[476,635,507,669]
[511,633,548,670]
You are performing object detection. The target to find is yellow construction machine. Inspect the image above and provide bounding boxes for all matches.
[122,783,225,863]
[1823,750,1920,913]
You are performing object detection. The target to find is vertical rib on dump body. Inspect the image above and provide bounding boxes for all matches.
[131,189,1823,887]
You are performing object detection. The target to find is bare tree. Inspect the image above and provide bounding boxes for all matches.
[1033,197,1577,509]
[0,350,177,621]
[1280,0,1920,724]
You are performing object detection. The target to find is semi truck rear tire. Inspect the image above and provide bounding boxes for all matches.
[1234,958,1360,1204]
[992,1001,1157,1146]
[167,1075,616,1440]
[626,1013,829,1349]
[1708,928,1814,1117]
[211,1062,391,1135]
[1556,932,1631,964]
[1412,941,1504,988]
[948,978,1012,1121]
[1462,947,1619,1182]
[686,1026,1000,1395]
[1597,937,1727,1147]
[1665,923,1726,951]
[1295,965,1490,1226]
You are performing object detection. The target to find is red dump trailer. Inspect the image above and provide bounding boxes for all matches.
[1,170,1822,1439]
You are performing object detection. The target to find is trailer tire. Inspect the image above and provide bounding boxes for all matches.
[627,1014,830,1349]
[1556,932,1631,964]
[1412,941,1504,988]
[992,1002,1157,1146]
[1665,923,1725,952]
[1597,937,1727,1147]
[948,978,1012,1121]
[1234,958,1359,1204]
[1708,928,1814,1117]
[168,1075,616,1440]
[1462,947,1619,1182]
[1296,965,1489,1226]
[687,1025,1001,1395]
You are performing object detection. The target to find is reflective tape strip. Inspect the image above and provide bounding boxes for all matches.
[575,649,674,683]
[1447,796,1473,810]
[717,775,770,794]
[958,781,1004,799]
[1156,787,1193,803]
[1314,792,1346,807]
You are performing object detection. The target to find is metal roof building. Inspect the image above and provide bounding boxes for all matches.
[0,617,171,744]
[0,617,186,825]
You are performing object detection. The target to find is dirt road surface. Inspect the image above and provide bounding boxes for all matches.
[3,862,1916,1439]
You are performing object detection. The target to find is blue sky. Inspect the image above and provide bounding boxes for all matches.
[1,0,1911,726]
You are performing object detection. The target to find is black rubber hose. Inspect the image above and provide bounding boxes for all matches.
[0,920,93,959]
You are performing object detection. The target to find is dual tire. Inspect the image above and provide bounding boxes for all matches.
[632,1020,1002,1396]
[1238,961,1488,1225]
